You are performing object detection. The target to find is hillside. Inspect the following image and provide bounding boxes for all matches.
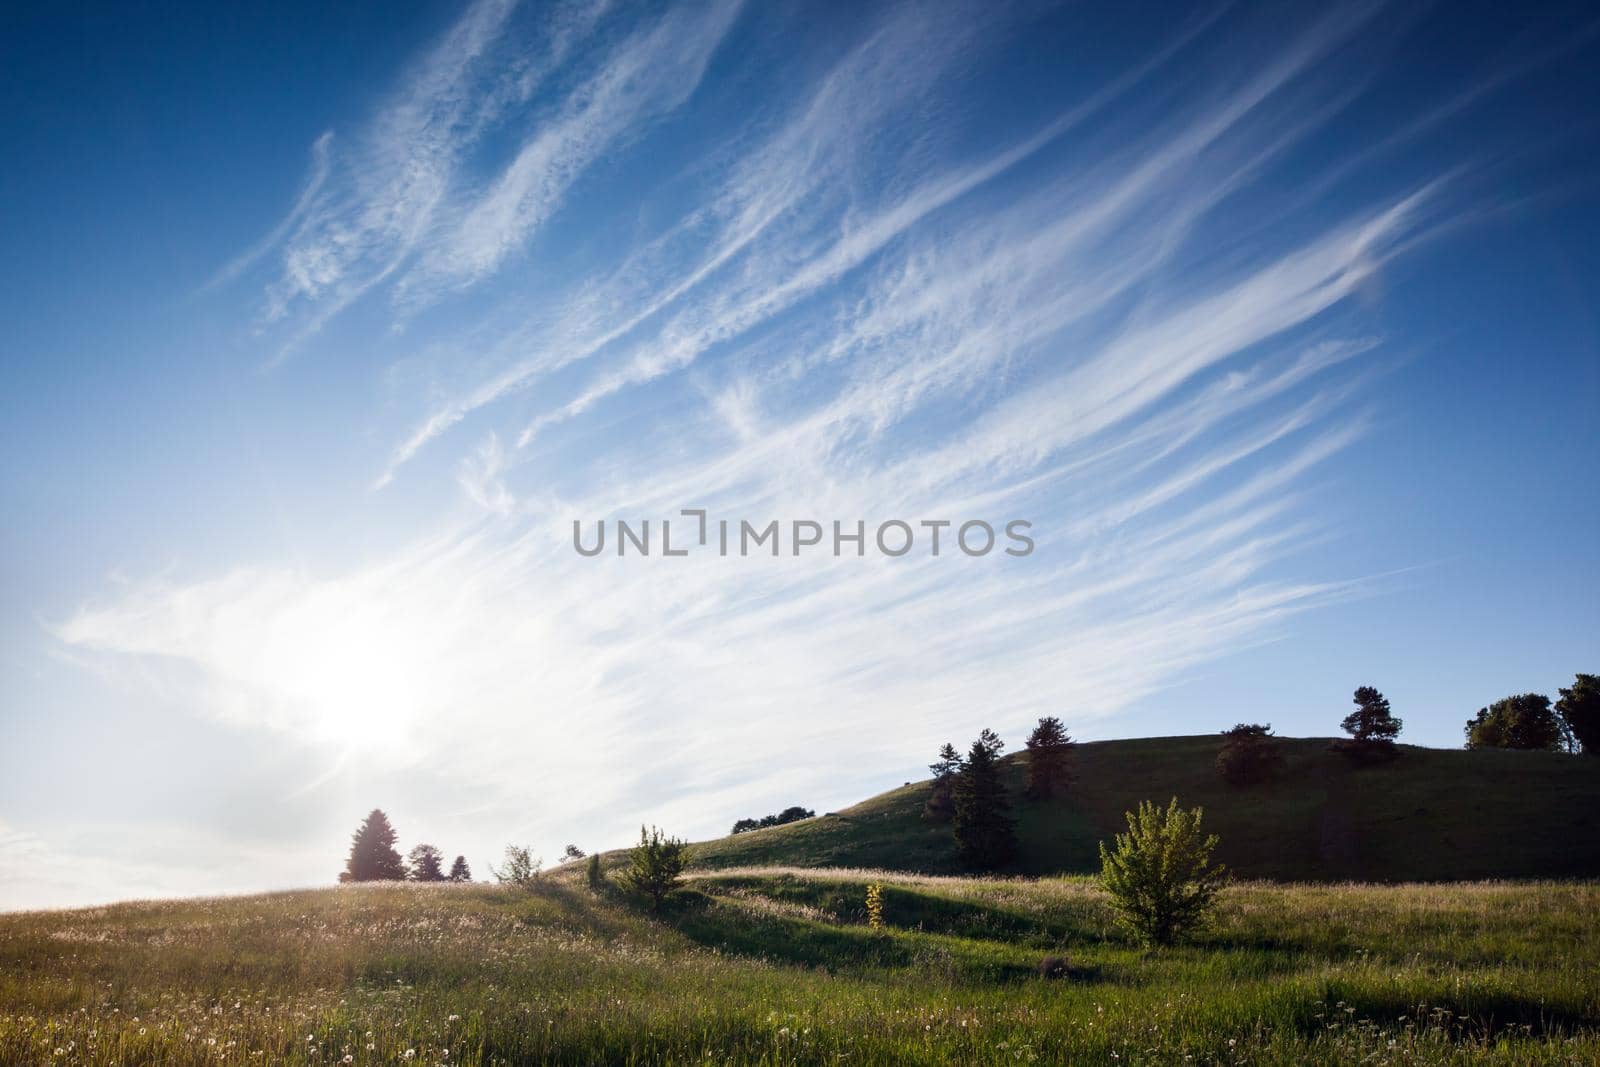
[689,735,1600,881]
[3,873,1597,1064]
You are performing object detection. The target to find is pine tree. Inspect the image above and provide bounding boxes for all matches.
[953,729,1017,870]
[407,843,446,881]
[585,852,604,890]
[1341,686,1402,744]
[1216,723,1284,785]
[620,825,687,912]
[447,855,472,882]
[1024,716,1073,799]
[341,809,406,882]
[923,742,964,822]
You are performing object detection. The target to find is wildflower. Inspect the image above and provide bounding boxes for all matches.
[344,1057,354,1064]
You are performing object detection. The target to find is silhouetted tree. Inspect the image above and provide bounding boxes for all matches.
[953,729,1016,870]
[1024,716,1073,799]
[341,809,406,883]
[448,855,472,882]
[491,845,541,886]
[1342,686,1402,744]
[1216,723,1284,786]
[621,825,687,913]
[923,742,963,822]
[407,843,446,882]
[1556,673,1600,755]
[561,844,587,863]
[585,852,604,890]
[1099,798,1227,946]
[1465,693,1565,751]
[730,806,815,834]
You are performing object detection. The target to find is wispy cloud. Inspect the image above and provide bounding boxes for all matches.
[43,0,1573,900]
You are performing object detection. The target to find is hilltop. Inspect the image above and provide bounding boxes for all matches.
[688,735,1600,881]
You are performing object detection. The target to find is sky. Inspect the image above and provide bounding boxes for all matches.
[1,0,1597,911]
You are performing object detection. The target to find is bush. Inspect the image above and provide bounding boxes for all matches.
[1099,798,1227,946]
[491,845,541,887]
[620,825,687,913]
[1216,723,1284,785]
[585,852,604,890]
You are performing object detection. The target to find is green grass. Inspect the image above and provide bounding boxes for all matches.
[688,736,1600,881]
[2,872,1596,1065]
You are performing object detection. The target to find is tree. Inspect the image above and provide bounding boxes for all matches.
[585,852,604,890]
[1098,798,1227,946]
[561,844,587,863]
[407,843,446,882]
[923,742,964,822]
[491,845,541,886]
[1024,716,1073,799]
[953,729,1017,870]
[730,806,815,834]
[447,855,472,882]
[620,825,687,913]
[341,809,406,883]
[1556,673,1600,755]
[1465,693,1565,751]
[1342,686,1402,744]
[1215,723,1284,786]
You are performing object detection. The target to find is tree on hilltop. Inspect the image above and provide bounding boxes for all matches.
[1024,716,1073,799]
[1465,693,1566,751]
[341,809,406,883]
[923,742,963,822]
[953,729,1016,870]
[1342,686,1402,744]
[1556,673,1599,755]
[407,843,446,882]
[1216,723,1284,786]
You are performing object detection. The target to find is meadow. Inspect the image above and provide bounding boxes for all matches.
[2,868,1595,1065]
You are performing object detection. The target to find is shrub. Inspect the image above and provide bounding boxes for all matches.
[585,852,604,890]
[491,845,541,887]
[1098,798,1227,946]
[1037,955,1072,979]
[621,825,687,913]
[1216,723,1284,785]
[865,883,885,931]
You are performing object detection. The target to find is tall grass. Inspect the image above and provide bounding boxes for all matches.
[2,873,1595,1064]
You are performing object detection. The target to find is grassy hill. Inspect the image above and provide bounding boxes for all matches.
[3,872,1597,1064]
[689,735,1600,881]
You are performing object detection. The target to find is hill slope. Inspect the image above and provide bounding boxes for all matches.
[689,735,1600,881]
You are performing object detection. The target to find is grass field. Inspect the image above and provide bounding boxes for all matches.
[689,736,1600,881]
[3,868,1596,1065]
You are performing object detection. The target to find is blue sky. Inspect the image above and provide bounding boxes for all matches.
[1,0,1597,909]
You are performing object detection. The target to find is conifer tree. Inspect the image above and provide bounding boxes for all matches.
[341,809,406,882]
[924,741,964,822]
[1024,716,1073,799]
[448,855,472,882]
[1341,686,1402,744]
[407,843,446,881]
[953,729,1017,869]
